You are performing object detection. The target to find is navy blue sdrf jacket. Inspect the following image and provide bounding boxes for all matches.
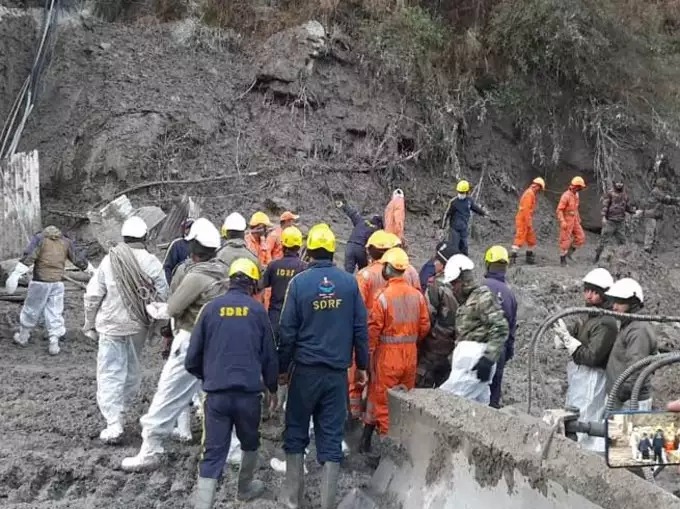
[483,271,518,360]
[185,285,278,394]
[441,196,485,231]
[342,203,383,247]
[278,260,369,374]
[262,254,307,314]
[163,238,191,284]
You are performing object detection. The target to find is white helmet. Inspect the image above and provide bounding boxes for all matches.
[186,218,221,249]
[582,268,614,291]
[121,216,148,238]
[393,188,404,198]
[448,254,475,272]
[606,277,644,304]
[442,258,461,284]
[223,212,247,232]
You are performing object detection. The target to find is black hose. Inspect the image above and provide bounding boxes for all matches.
[629,354,680,409]
[528,307,680,414]
[604,354,671,413]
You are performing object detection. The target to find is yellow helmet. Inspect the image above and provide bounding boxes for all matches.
[570,176,586,188]
[456,180,470,193]
[281,226,303,248]
[485,245,509,264]
[249,211,272,227]
[532,177,546,190]
[365,230,393,249]
[228,258,260,281]
[306,223,336,253]
[381,247,409,271]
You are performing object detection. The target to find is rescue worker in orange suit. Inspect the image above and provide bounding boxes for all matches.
[511,177,545,265]
[384,189,405,243]
[557,176,586,266]
[266,211,300,262]
[348,231,419,423]
[389,233,422,291]
[246,211,272,306]
[360,248,430,452]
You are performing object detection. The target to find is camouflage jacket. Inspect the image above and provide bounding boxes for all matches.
[455,283,509,363]
[644,186,679,219]
[419,274,458,364]
[601,190,635,222]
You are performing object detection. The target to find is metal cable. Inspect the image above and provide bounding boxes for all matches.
[528,307,680,414]
[629,354,680,409]
[109,244,157,327]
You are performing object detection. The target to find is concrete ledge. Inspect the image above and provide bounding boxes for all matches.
[361,389,680,509]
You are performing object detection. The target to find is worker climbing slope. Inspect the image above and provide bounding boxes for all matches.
[439,254,509,404]
[278,223,368,509]
[83,216,169,444]
[7,224,93,355]
[483,246,517,409]
[266,211,300,262]
[336,199,383,273]
[440,180,490,256]
[556,176,586,266]
[553,268,618,452]
[361,248,430,452]
[121,218,227,471]
[186,258,278,509]
[511,177,545,265]
[384,189,405,243]
[416,242,459,388]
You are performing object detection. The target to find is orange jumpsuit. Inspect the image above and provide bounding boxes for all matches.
[364,278,430,434]
[265,226,284,262]
[384,196,405,241]
[512,185,538,251]
[556,188,585,255]
[246,231,271,306]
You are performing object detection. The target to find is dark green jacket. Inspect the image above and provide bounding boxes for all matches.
[570,313,618,369]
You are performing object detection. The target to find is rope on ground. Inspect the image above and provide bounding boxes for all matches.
[109,244,156,327]
[528,307,680,414]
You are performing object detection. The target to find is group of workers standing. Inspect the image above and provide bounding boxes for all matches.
[3,170,677,507]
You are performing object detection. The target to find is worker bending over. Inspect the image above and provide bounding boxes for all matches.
[553,268,617,452]
[121,218,226,470]
[336,199,383,273]
[511,177,544,265]
[556,176,586,266]
[278,224,368,509]
[416,242,458,388]
[186,258,278,509]
[266,211,300,262]
[384,189,405,242]
[483,246,517,409]
[361,248,430,452]
[163,218,195,283]
[261,226,307,340]
[605,278,658,410]
[83,217,168,443]
[7,224,93,355]
[439,254,509,404]
[441,180,488,256]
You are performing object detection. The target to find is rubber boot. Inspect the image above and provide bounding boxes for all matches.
[121,437,165,471]
[237,451,265,501]
[594,246,603,263]
[525,251,536,265]
[359,424,375,453]
[48,336,60,355]
[280,454,304,508]
[567,246,576,260]
[13,326,30,346]
[560,255,567,267]
[509,252,518,266]
[193,477,217,509]
[171,407,193,442]
[320,462,341,509]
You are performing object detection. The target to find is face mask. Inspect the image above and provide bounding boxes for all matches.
[457,193,467,200]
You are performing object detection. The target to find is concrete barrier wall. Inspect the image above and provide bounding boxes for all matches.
[347,390,680,509]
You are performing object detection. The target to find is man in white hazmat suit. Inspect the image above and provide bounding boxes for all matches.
[83,216,169,443]
[553,268,618,453]
[121,217,229,470]
[7,225,93,355]
[438,254,509,404]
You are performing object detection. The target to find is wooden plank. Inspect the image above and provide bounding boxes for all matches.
[0,150,41,260]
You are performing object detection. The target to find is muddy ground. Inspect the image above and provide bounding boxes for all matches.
[3,5,680,507]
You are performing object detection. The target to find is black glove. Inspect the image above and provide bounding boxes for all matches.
[160,324,173,360]
[472,356,495,382]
